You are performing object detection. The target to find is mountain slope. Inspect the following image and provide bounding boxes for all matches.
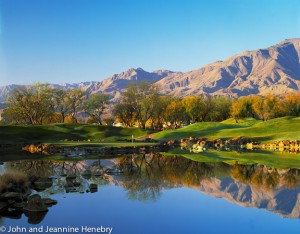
[0,68,177,102]
[157,38,300,97]
[1,38,299,102]
[84,68,178,102]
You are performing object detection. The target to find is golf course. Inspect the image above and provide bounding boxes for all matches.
[0,116,299,168]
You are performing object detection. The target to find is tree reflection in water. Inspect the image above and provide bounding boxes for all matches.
[231,162,300,190]
[2,154,300,220]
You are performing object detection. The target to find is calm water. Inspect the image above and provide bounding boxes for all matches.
[1,153,300,234]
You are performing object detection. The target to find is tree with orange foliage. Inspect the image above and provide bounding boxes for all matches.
[282,92,300,116]
[165,100,186,129]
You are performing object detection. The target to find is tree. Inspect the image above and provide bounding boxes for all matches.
[198,96,214,122]
[83,94,110,125]
[282,92,300,116]
[252,95,268,121]
[150,95,173,129]
[137,84,160,129]
[210,97,232,121]
[113,103,136,127]
[231,96,255,122]
[4,83,54,125]
[165,100,185,128]
[65,89,85,123]
[52,89,69,123]
[182,96,201,123]
[264,94,280,119]
[114,82,160,129]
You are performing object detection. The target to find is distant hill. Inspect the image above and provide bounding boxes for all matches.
[1,38,299,102]
[0,68,177,103]
[157,38,300,97]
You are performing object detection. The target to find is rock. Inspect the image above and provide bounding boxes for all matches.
[7,183,23,193]
[23,189,33,198]
[73,181,81,187]
[42,198,58,206]
[24,210,47,224]
[66,175,76,180]
[23,194,48,212]
[89,184,98,193]
[82,170,92,179]
[8,207,16,212]
[65,188,77,193]
[1,192,23,202]
[0,201,8,212]
[28,175,39,183]
[32,178,53,191]
[105,168,123,174]
[12,202,26,210]
[246,142,253,150]
[64,180,74,188]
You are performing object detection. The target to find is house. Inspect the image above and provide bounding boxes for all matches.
[0,110,3,121]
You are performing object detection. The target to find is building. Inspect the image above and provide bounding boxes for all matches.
[0,110,3,121]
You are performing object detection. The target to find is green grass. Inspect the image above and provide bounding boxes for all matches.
[51,142,157,147]
[153,117,300,143]
[163,148,300,169]
[0,124,155,144]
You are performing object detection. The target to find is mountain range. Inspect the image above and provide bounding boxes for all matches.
[0,38,299,102]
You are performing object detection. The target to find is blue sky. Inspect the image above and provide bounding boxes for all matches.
[0,0,299,85]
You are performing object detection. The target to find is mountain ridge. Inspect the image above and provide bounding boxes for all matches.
[1,38,299,102]
[157,38,300,97]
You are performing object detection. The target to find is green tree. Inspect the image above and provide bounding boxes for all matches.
[231,96,255,122]
[84,94,110,125]
[210,96,232,121]
[115,82,160,129]
[65,89,85,123]
[4,83,54,125]
[198,96,214,121]
[150,95,173,129]
[113,103,136,127]
[52,89,69,123]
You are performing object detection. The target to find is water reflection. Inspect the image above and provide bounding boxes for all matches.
[2,153,300,223]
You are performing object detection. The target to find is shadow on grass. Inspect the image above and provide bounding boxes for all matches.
[0,124,155,145]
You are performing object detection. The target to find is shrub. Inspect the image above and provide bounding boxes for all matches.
[0,171,29,193]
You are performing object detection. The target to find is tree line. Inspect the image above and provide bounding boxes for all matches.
[3,83,109,125]
[2,82,300,128]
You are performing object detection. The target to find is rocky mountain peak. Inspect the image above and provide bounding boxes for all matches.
[1,38,299,103]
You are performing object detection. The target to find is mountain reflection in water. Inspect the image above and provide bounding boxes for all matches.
[2,153,300,224]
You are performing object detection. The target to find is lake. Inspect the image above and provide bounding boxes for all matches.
[1,152,300,234]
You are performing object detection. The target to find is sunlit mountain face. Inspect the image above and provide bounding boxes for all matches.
[1,39,300,103]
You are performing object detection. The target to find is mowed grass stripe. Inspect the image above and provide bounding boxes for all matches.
[153,117,300,142]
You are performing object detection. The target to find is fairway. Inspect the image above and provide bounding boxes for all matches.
[0,124,155,144]
[153,117,300,142]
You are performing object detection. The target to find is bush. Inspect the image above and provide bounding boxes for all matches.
[0,171,29,193]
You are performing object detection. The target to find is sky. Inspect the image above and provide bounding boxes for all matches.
[0,0,299,86]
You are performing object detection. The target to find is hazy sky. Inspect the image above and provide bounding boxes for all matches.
[0,0,299,85]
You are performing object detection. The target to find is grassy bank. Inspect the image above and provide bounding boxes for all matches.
[163,148,300,169]
[0,124,155,145]
[153,117,300,143]
[1,117,299,145]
